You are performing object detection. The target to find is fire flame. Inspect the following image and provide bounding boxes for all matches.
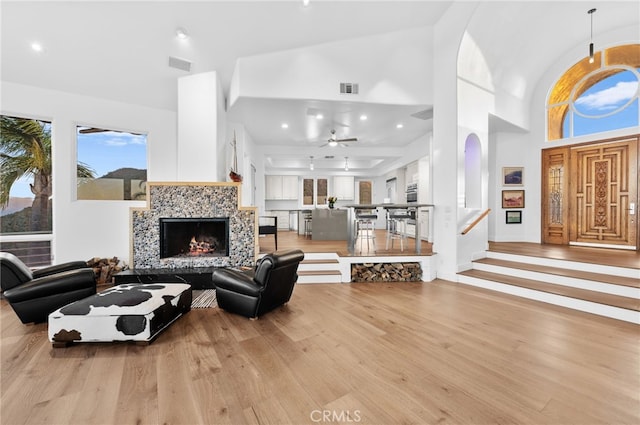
[188,236,216,255]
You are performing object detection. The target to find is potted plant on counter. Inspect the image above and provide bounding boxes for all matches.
[328,196,337,209]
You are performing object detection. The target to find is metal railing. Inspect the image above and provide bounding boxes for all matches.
[0,233,53,267]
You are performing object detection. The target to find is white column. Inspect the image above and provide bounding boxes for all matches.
[177,71,226,182]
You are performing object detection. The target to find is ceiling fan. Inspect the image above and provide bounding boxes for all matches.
[321,130,358,147]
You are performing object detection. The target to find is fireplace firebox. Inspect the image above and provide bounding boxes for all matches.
[159,218,229,259]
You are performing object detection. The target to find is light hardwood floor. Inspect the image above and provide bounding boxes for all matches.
[2,279,639,424]
[259,230,433,257]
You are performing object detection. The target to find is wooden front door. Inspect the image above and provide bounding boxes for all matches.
[541,147,570,244]
[542,136,638,249]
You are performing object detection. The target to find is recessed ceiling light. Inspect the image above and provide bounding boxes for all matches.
[31,42,44,53]
[359,115,368,121]
[175,27,189,40]
[281,123,289,129]
[396,123,404,129]
[316,114,324,120]
[302,0,311,7]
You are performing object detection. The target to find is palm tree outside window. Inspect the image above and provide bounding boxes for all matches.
[0,115,93,266]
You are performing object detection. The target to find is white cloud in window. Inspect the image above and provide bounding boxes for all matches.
[103,138,128,147]
[576,81,639,111]
[101,133,146,147]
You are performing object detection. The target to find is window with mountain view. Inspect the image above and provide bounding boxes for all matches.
[76,126,147,201]
[0,115,54,266]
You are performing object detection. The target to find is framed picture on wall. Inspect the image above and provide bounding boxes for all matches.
[505,210,522,224]
[502,190,525,208]
[502,167,524,186]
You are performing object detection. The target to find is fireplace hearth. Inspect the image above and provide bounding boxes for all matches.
[160,218,229,259]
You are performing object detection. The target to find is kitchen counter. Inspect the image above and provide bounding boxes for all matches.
[311,209,348,240]
[344,204,434,254]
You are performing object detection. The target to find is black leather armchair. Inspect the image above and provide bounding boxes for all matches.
[212,249,304,319]
[1,252,97,324]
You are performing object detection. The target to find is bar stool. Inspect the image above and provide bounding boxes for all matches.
[303,211,312,238]
[386,209,409,251]
[355,209,378,252]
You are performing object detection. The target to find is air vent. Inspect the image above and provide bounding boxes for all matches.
[411,108,434,120]
[340,83,359,94]
[169,56,192,72]
[324,155,334,159]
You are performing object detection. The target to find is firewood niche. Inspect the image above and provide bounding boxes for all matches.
[351,262,422,282]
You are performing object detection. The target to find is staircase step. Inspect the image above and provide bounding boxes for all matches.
[298,270,342,276]
[475,257,640,288]
[302,259,340,265]
[459,269,640,312]
[472,258,640,299]
[486,250,639,279]
[298,270,342,284]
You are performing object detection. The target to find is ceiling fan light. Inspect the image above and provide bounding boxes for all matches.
[328,140,338,147]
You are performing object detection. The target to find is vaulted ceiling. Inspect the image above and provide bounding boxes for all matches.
[2,1,638,175]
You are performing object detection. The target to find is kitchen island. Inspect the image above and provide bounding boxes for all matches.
[311,208,348,240]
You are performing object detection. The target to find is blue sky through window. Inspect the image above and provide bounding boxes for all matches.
[8,125,147,199]
[563,69,639,138]
[77,129,147,178]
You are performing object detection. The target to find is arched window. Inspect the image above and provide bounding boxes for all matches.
[547,44,640,141]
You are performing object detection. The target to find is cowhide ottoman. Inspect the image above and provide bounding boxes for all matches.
[48,283,192,347]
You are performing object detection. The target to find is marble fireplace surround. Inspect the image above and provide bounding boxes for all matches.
[130,182,257,269]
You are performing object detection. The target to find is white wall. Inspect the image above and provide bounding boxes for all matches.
[490,131,533,242]
[229,27,434,107]
[226,123,259,208]
[1,82,177,264]
[490,25,640,244]
[177,72,226,182]
[432,3,477,281]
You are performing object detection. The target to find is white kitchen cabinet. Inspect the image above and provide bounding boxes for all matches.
[282,176,298,200]
[333,176,354,200]
[265,175,298,200]
[265,176,282,200]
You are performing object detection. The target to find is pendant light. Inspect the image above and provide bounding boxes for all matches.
[588,8,596,64]
[344,157,349,171]
[309,156,314,170]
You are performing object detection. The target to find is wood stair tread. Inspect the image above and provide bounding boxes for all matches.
[298,270,342,276]
[459,269,640,312]
[301,259,340,264]
[476,257,640,288]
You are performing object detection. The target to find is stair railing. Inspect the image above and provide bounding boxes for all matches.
[460,208,491,235]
